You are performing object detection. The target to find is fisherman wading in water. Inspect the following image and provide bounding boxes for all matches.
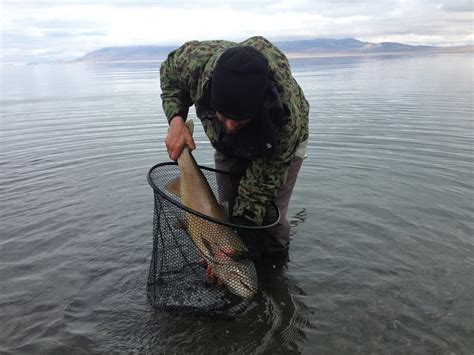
[160,36,309,263]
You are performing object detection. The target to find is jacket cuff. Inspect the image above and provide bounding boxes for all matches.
[166,109,189,123]
[232,201,266,226]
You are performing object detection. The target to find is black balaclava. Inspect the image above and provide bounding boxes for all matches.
[211,46,270,119]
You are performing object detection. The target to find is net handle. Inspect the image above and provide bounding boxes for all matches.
[147,162,280,230]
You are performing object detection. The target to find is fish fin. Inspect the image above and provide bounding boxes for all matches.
[185,119,194,135]
[225,249,251,262]
[201,237,216,258]
[175,217,188,232]
[165,177,181,197]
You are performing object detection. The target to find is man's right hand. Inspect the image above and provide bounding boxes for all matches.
[165,116,196,161]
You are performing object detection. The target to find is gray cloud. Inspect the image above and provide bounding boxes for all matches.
[1,0,472,63]
[440,0,474,12]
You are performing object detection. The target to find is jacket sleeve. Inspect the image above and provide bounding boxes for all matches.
[232,36,309,225]
[160,40,234,122]
[159,41,203,122]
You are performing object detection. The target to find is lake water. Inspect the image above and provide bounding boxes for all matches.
[1,52,473,353]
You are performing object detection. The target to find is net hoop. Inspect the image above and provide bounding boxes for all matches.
[147,162,280,230]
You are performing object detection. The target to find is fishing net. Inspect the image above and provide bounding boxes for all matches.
[146,162,280,316]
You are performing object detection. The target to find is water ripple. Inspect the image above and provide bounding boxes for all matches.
[1,54,473,353]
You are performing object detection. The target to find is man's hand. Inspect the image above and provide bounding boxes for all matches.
[165,116,196,161]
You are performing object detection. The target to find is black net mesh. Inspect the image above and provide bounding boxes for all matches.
[146,162,279,316]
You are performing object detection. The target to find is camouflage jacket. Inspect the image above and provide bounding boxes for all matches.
[160,36,309,225]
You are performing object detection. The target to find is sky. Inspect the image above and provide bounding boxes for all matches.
[1,0,473,63]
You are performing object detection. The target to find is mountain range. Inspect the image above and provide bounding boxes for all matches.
[76,38,471,62]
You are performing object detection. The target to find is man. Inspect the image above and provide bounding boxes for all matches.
[160,36,309,259]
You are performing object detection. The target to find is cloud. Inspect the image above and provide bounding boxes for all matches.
[440,0,474,12]
[1,0,473,63]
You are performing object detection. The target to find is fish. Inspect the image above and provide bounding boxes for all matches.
[166,119,258,299]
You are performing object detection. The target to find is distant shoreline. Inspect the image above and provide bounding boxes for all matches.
[72,38,473,65]
[71,47,474,64]
[285,47,473,59]
[1,46,471,66]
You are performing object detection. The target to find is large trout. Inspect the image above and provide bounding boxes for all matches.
[167,120,258,299]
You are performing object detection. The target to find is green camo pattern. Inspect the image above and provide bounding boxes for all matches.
[160,36,309,225]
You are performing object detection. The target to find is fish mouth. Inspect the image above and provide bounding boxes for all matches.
[222,280,256,299]
[227,277,258,299]
[239,279,258,295]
